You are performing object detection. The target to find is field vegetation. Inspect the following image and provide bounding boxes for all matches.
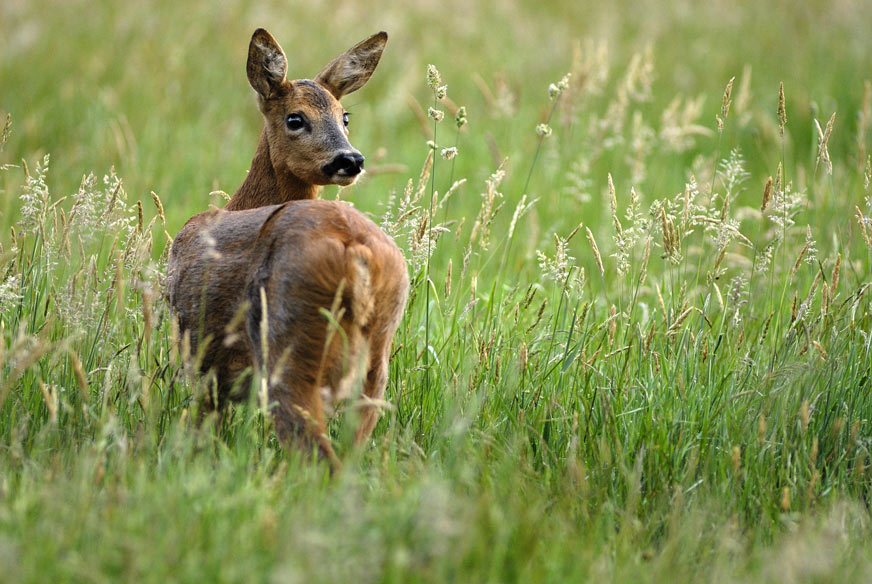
[2,0,872,581]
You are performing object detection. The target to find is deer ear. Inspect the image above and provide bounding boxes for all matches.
[314,32,387,99]
[247,28,288,99]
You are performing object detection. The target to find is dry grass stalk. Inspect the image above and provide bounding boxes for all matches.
[151,191,166,225]
[774,162,783,196]
[608,174,621,234]
[820,280,829,318]
[792,239,812,275]
[777,82,787,136]
[716,76,735,132]
[761,176,773,212]
[38,380,59,425]
[68,349,90,404]
[445,259,452,298]
[0,113,10,150]
[608,304,617,346]
[519,341,528,375]
[832,253,841,290]
[856,206,871,247]
[586,227,604,277]
[666,305,696,337]
[815,112,836,175]
[639,237,651,285]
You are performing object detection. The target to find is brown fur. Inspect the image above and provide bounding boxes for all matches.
[166,29,407,469]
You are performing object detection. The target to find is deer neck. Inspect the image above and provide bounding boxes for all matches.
[225,129,319,211]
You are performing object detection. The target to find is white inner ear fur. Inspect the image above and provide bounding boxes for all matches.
[256,41,286,81]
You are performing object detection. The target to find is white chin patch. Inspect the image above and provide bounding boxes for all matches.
[334,168,364,186]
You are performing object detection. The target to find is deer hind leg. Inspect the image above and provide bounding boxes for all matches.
[354,332,392,444]
[251,331,341,469]
[270,380,340,469]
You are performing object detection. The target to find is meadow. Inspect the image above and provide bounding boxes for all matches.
[2,0,872,581]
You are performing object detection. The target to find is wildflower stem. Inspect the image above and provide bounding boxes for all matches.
[421,90,438,437]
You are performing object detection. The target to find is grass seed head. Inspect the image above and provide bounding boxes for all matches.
[586,227,604,277]
[0,113,10,152]
[426,64,442,89]
[535,123,552,137]
[761,176,773,212]
[455,106,468,129]
[151,191,165,225]
[815,112,836,175]
[716,75,735,133]
[777,82,787,136]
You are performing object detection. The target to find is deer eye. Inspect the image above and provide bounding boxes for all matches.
[286,113,306,131]
[342,113,350,127]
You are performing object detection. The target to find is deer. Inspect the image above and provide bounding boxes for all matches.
[166,28,408,469]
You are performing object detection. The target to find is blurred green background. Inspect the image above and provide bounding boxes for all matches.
[3,0,870,238]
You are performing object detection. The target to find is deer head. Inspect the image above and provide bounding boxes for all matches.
[244,28,387,189]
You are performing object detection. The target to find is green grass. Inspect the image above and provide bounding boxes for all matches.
[2,0,872,581]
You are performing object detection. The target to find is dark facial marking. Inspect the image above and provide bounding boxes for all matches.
[295,80,334,111]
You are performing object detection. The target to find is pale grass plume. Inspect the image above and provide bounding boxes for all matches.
[563,155,593,204]
[638,237,651,285]
[608,173,621,234]
[426,64,442,89]
[18,154,51,236]
[508,194,537,240]
[814,112,836,175]
[777,82,787,136]
[469,159,507,252]
[428,107,445,123]
[0,113,10,152]
[0,274,21,309]
[151,191,166,225]
[716,75,735,133]
[761,176,773,212]
[659,94,711,152]
[548,72,571,100]
[536,226,581,288]
[865,155,871,192]
[734,65,753,123]
[586,226,604,277]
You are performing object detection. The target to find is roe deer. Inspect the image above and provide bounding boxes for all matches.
[166,28,408,468]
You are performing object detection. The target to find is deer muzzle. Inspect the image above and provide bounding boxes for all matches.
[322,151,365,178]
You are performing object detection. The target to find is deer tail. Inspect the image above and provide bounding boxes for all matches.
[345,244,374,329]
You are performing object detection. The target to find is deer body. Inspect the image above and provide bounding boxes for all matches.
[166,29,407,466]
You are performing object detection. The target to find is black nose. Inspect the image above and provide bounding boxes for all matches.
[323,151,365,177]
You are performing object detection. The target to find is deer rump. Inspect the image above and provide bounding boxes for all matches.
[167,199,407,411]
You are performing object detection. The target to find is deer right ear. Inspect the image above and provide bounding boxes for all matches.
[247,29,288,99]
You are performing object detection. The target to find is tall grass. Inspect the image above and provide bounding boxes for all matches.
[2,0,872,581]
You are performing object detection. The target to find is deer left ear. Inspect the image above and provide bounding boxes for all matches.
[315,31,387,99]
[247,28,288,100]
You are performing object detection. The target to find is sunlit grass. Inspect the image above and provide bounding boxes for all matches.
[2,0,872,581]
